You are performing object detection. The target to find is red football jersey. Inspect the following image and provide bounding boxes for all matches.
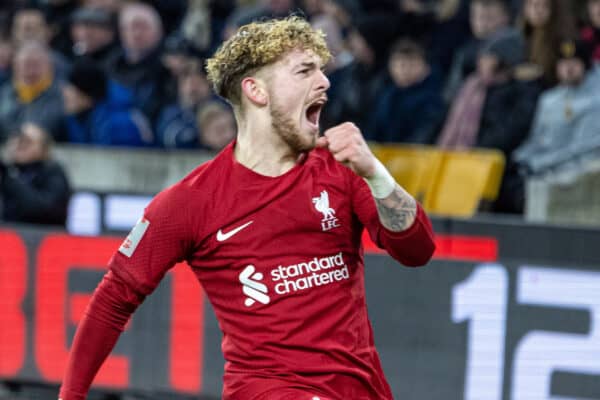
[60,143,435,400]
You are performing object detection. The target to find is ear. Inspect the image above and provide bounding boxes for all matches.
[241,77,268,106]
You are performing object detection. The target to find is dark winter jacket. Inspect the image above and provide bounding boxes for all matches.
[71,41,120,71]
[155,104,199,149]
[108,45,174,125]
[366,70,446,144]
[1,160,71,226]
[322,62,386,131]
[477,77,543,157]
[0,80,66,143]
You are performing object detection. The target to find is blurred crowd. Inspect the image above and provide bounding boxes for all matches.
[1,0,600,225]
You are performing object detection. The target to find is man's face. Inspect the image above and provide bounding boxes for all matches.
[525,0,551,27]
[179,71,211,108]
[71,23,115,54]
[347,31,374,66]
[264,49,330,152]
[557,58,585,85]
[13,50,52,85]
[12,10,49,45]
[201,110,237,150]
[477,53,500,83]
[588,0,600,28]
[9,123,48,165]
[389,53,428,88]
[120,14,160,54]
[470,2,508,39]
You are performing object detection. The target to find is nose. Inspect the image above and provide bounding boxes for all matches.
[316,68,331,92]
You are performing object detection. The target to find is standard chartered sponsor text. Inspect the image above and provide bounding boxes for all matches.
[271,252,350,294]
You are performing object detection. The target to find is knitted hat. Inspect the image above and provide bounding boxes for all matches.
[480,28,525,68]
[558,39,592,70]
[68,59,107,101]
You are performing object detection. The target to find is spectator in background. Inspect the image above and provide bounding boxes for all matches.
[517,0,577,86]
[0,41,65,143]
[302,0,368,20]
[222,0,296,39]
[68,7,118,69]
[0,35,12,87]
[438,28,541,157]
[11,5,71,80]
[514,39,600,174]
[0,122,71,226]
[178,0,212,54]
[439,28,543,214]
[309,13,355,130]
[196,100,236,151]
[82,0,121,14]
[37,0,79,57]
[366,38,445,144]
[144,0,188,36]
[156,61,214,148]
[445,0,510,101]
[580,0,600,63]
[109,2,173,127]
[322,13,398,130]
[412,0,472,75]
[320,0,363,29]
[161,34,204,79]
[63,59,152,147]
[311,14,353,74]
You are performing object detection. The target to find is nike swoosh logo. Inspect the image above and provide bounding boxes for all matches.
[216,221,253,242]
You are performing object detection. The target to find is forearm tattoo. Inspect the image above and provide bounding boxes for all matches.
[374,184,417,232]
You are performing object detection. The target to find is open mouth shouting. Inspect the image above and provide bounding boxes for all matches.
[304,97,327,131]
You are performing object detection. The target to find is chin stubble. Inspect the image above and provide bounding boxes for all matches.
[270,103,315,152]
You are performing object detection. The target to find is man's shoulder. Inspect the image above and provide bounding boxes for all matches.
[177,144,233,189]
[148,153,226,218]
[37,82,63,103]
[539,86,566,107]
[0,81,16,103]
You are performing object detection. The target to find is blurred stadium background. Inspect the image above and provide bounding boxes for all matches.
[2,0,600,399]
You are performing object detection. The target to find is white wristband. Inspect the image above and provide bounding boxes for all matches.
[363,158,396,199]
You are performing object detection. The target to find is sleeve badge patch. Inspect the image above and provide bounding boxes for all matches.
[119,217,150,257]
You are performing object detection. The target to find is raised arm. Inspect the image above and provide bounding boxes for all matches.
[317,122,419,232]
[316,122,435,265]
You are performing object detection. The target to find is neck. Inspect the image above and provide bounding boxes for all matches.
[233,110,301,177]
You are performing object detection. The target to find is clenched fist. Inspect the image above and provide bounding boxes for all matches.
[316,122,377,178]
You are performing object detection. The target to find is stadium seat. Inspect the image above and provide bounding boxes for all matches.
[423,148,505,217]
[369,143,444,202]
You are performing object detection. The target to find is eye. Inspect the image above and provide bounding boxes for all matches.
[298,69,309,75]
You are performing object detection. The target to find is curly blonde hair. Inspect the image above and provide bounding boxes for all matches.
[206,16,331,106]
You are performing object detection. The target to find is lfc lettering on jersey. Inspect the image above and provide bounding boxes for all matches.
[321,218,341,231]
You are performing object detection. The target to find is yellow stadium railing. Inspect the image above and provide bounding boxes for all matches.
[369,143,444,203]
[369,143,505,217]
